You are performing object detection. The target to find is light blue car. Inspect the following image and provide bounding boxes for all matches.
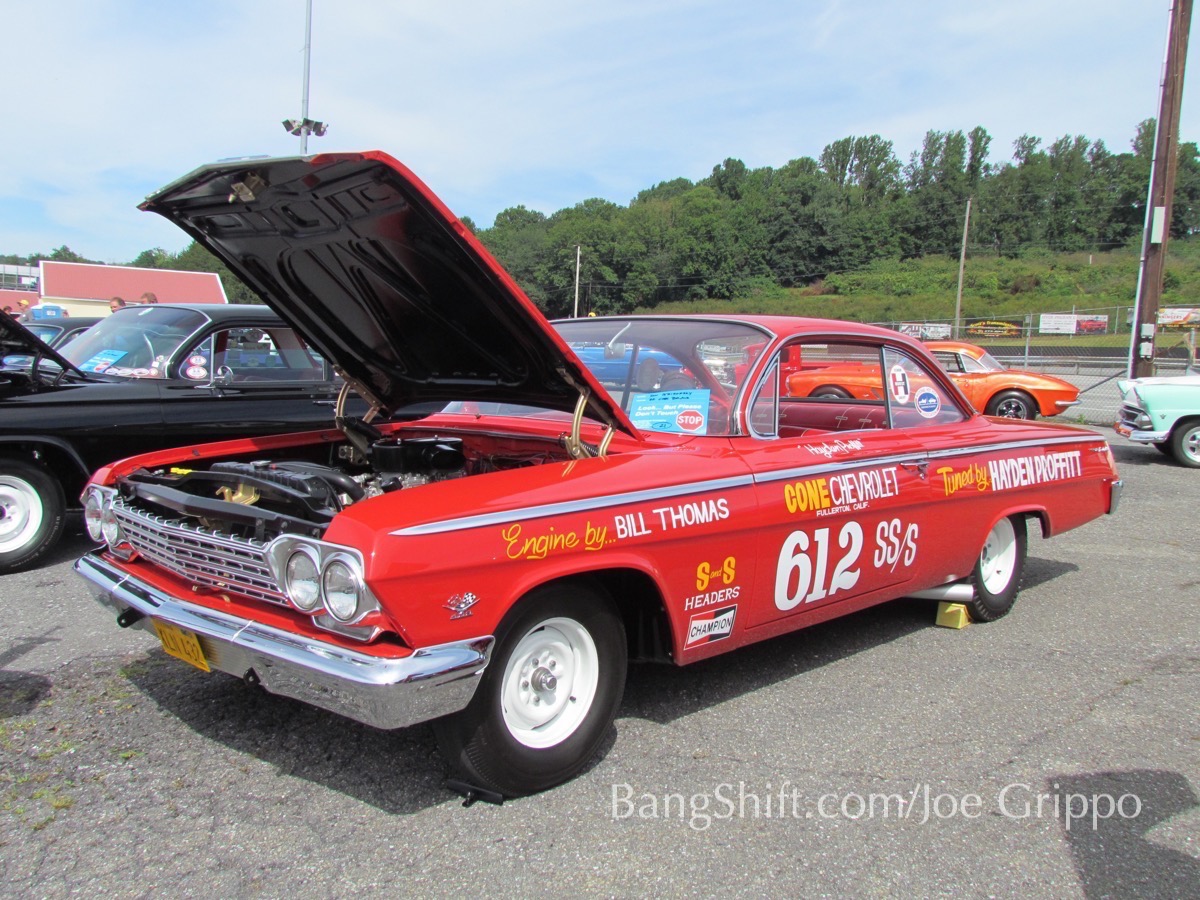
[1115,372,1200,467]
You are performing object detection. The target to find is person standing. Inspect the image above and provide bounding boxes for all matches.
[109,296,126,312]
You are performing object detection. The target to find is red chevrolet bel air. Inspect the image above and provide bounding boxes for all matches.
[75,152,1122,797]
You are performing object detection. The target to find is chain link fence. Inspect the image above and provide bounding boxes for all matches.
[872,306,1200,426]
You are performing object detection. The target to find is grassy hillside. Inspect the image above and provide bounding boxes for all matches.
[634,239,1200,323]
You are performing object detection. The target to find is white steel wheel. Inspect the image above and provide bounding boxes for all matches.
[500,617,599,749]
[0,460,66,573]
[432,583,627,797]
[0,474,44,555]
[979,517,1018,595]
[966,515,1027,622]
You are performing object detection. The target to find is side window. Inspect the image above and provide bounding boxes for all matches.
[882,347,966,428]
[774,341,889,438]
[932,350,962,373]
[181,327,326,383]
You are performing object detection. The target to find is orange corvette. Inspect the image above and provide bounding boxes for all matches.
[785,340,1079,420]
[924,341,1080,419]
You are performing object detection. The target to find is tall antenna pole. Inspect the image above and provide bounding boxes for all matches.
[281,0,328,152]
[300,0,313,154]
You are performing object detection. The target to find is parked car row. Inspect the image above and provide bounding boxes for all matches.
[3,149,1194,800]
[0,303,359,571]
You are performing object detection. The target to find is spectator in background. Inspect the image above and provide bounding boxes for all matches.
[140,291,158,304]
[2,305,12,316]
[109,296,126,313]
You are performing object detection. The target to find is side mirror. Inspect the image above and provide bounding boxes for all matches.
[212,365,235,387]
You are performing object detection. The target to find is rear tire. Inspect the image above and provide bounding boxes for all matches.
[0,460,66,573]
[433,583,626,796]
[1169,422,1200,468]
[986,390,1037,419]
[965,515,1027,622]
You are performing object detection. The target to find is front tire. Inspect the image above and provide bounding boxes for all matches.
[0,460,66,573]
[1169,421,1200,468]
[434,583,627,796]
[986,390,1037,419]
[965,515,1027,622]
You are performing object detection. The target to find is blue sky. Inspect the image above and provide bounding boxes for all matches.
[1,0,1196,262]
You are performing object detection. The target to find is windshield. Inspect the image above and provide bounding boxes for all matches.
[557,318,769,436]
[441,318,769,436]
[59,306,209,377]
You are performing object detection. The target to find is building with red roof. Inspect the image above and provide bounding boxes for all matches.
[30,261,227,317]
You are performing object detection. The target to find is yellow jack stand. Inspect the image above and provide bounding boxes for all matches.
[936,602,970,629]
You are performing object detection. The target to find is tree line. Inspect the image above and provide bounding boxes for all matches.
[473,120,1200,317]
[6,120,1198,317]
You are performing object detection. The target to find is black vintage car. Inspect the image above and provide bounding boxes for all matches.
[0,303,355,572]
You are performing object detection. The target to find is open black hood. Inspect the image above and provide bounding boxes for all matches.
[140,151,635,435]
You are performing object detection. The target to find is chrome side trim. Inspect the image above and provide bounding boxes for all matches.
[74,552,493,730]
[393,474,756,536]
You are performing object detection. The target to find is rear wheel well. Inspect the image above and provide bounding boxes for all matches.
[523,569,674,664]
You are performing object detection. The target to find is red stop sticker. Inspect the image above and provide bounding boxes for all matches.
[676,410,704,432]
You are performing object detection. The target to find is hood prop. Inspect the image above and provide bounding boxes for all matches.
[333,380,385,460]
[562,390,614,460]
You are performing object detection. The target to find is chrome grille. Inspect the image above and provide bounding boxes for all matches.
[111,498,286,605]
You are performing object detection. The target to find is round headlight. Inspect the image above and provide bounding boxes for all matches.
[321,559,360,621]
[100,505,122,546]
[84,491,106,543]
[285,551,321,611]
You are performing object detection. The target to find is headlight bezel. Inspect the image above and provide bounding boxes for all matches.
[266,536,379,625]
[321,554,363,622]
[83,487,108,543]
[283,547,323,612]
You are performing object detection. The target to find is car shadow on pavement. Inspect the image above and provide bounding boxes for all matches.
[118,556,1082,815]
[1056,769,1200,899]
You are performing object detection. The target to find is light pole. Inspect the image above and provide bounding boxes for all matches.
[282,0,327,153]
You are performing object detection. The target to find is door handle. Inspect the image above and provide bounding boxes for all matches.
[901,460,929,480]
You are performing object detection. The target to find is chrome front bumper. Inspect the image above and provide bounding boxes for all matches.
[75,552,493,730]
[1113,422,1169,444]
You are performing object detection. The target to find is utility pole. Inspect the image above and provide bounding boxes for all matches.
[954,197,971,340]
[573,245,581,317]
[1131,0,1193,378]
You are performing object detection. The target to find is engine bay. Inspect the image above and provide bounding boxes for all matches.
[116,427,570,543]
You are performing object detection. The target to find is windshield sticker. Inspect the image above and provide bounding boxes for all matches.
[189,355,207,366]
[79,349,128,373]
[914,387,941,418]
[888,365,911,403]
[629,390,710,433]
[185,365,208,380]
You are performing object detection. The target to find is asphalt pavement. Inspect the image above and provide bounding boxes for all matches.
[1,430,1197,897]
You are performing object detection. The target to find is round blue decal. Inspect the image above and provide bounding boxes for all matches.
[914,387,941,418]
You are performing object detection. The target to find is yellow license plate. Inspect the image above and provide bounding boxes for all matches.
[153,620,210,672]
